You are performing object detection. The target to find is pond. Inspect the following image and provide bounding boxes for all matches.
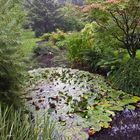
[27,67,140,140]
[90,107,140,140]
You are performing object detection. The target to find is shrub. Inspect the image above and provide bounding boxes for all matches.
[96,58,122,76]
[40,29,67,43]
[55,40,67,50]
[66,33,83,62]
[33,41,60,56]
[83,47,102,72]
[0,0,26,109]
[49,29,66,43]
[66,23,96,63]
[108,59,140,96]
[0,54,26,108]
[40,33,51,41]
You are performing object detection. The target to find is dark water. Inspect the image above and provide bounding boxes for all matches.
[89,108,140,140]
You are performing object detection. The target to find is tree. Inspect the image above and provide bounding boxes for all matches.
[24,0,62,36]
[0,0,26,108]
[24,0,85,36]
[58,3,84,31]
[57,0,84,5]
[83,0,140,58]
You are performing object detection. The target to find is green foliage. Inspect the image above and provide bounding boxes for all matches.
[96,58,122,76]
[40,29,68,50]
[33,43,59,56]
[24,0,84,36]
[49,29,67,43]
[108,59,140,96]
[40,33,51,41]
[65,22,121,73]
[20,30,41,69]
[58,4,85,31]
[0,105,56,140]
[66,23,95,62]
[83,46,123,75]
[28,67,140,138]
[55,40,67,50]
[87,0,140,58]
[83,47,102,72]
[66,32,84,62]
[24,0,61,36]
[0,0,26,108]
[41,29,67,43]
[21,30,39,56]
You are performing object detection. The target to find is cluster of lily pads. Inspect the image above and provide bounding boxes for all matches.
[27,67,140,140]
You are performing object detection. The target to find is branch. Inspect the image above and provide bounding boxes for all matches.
[121,10,129,32]
[130,6,139,28]
[110,10,127,35]
[112,33,124,43]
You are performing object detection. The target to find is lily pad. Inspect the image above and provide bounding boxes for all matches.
[27,67,140,139]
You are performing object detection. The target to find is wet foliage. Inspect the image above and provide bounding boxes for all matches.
[27,68,140,139]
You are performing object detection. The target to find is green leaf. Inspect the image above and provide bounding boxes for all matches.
[126,105,135,111]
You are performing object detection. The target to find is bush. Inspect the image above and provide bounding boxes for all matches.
[83,47,102,72]
[66,33,83,62]
[40,33,51,41]
[96,58,122,76]
[108,59,140,96]
[66,23,96,63]
[0,53,26,108]
[33,42,59,56]
[49,29,67,43]
[0,0,26,109]
[55,40,67,50]
[40,29,67,43]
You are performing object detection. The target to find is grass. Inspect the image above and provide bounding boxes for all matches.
[0,105,57,140]
[21,30,40,56]
[20,30,41,68]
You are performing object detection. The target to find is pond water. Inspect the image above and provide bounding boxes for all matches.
[90,108,140,140]
[27,67,140,140]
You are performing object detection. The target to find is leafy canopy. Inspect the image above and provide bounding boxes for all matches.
[83,0,140,58]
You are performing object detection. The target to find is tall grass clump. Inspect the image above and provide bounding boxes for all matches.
[0,106,57,140]
[108,59,140,96]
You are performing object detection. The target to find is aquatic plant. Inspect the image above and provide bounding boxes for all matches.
[27,68,140,139]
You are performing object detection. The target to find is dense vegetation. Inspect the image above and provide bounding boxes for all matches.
[0,0,140,139]
[24,0,84,36]
[0,0,25,109]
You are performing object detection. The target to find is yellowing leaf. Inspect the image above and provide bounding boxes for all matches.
[132,96,140,102]
[100,121,110,128]
[105,110,115,116]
